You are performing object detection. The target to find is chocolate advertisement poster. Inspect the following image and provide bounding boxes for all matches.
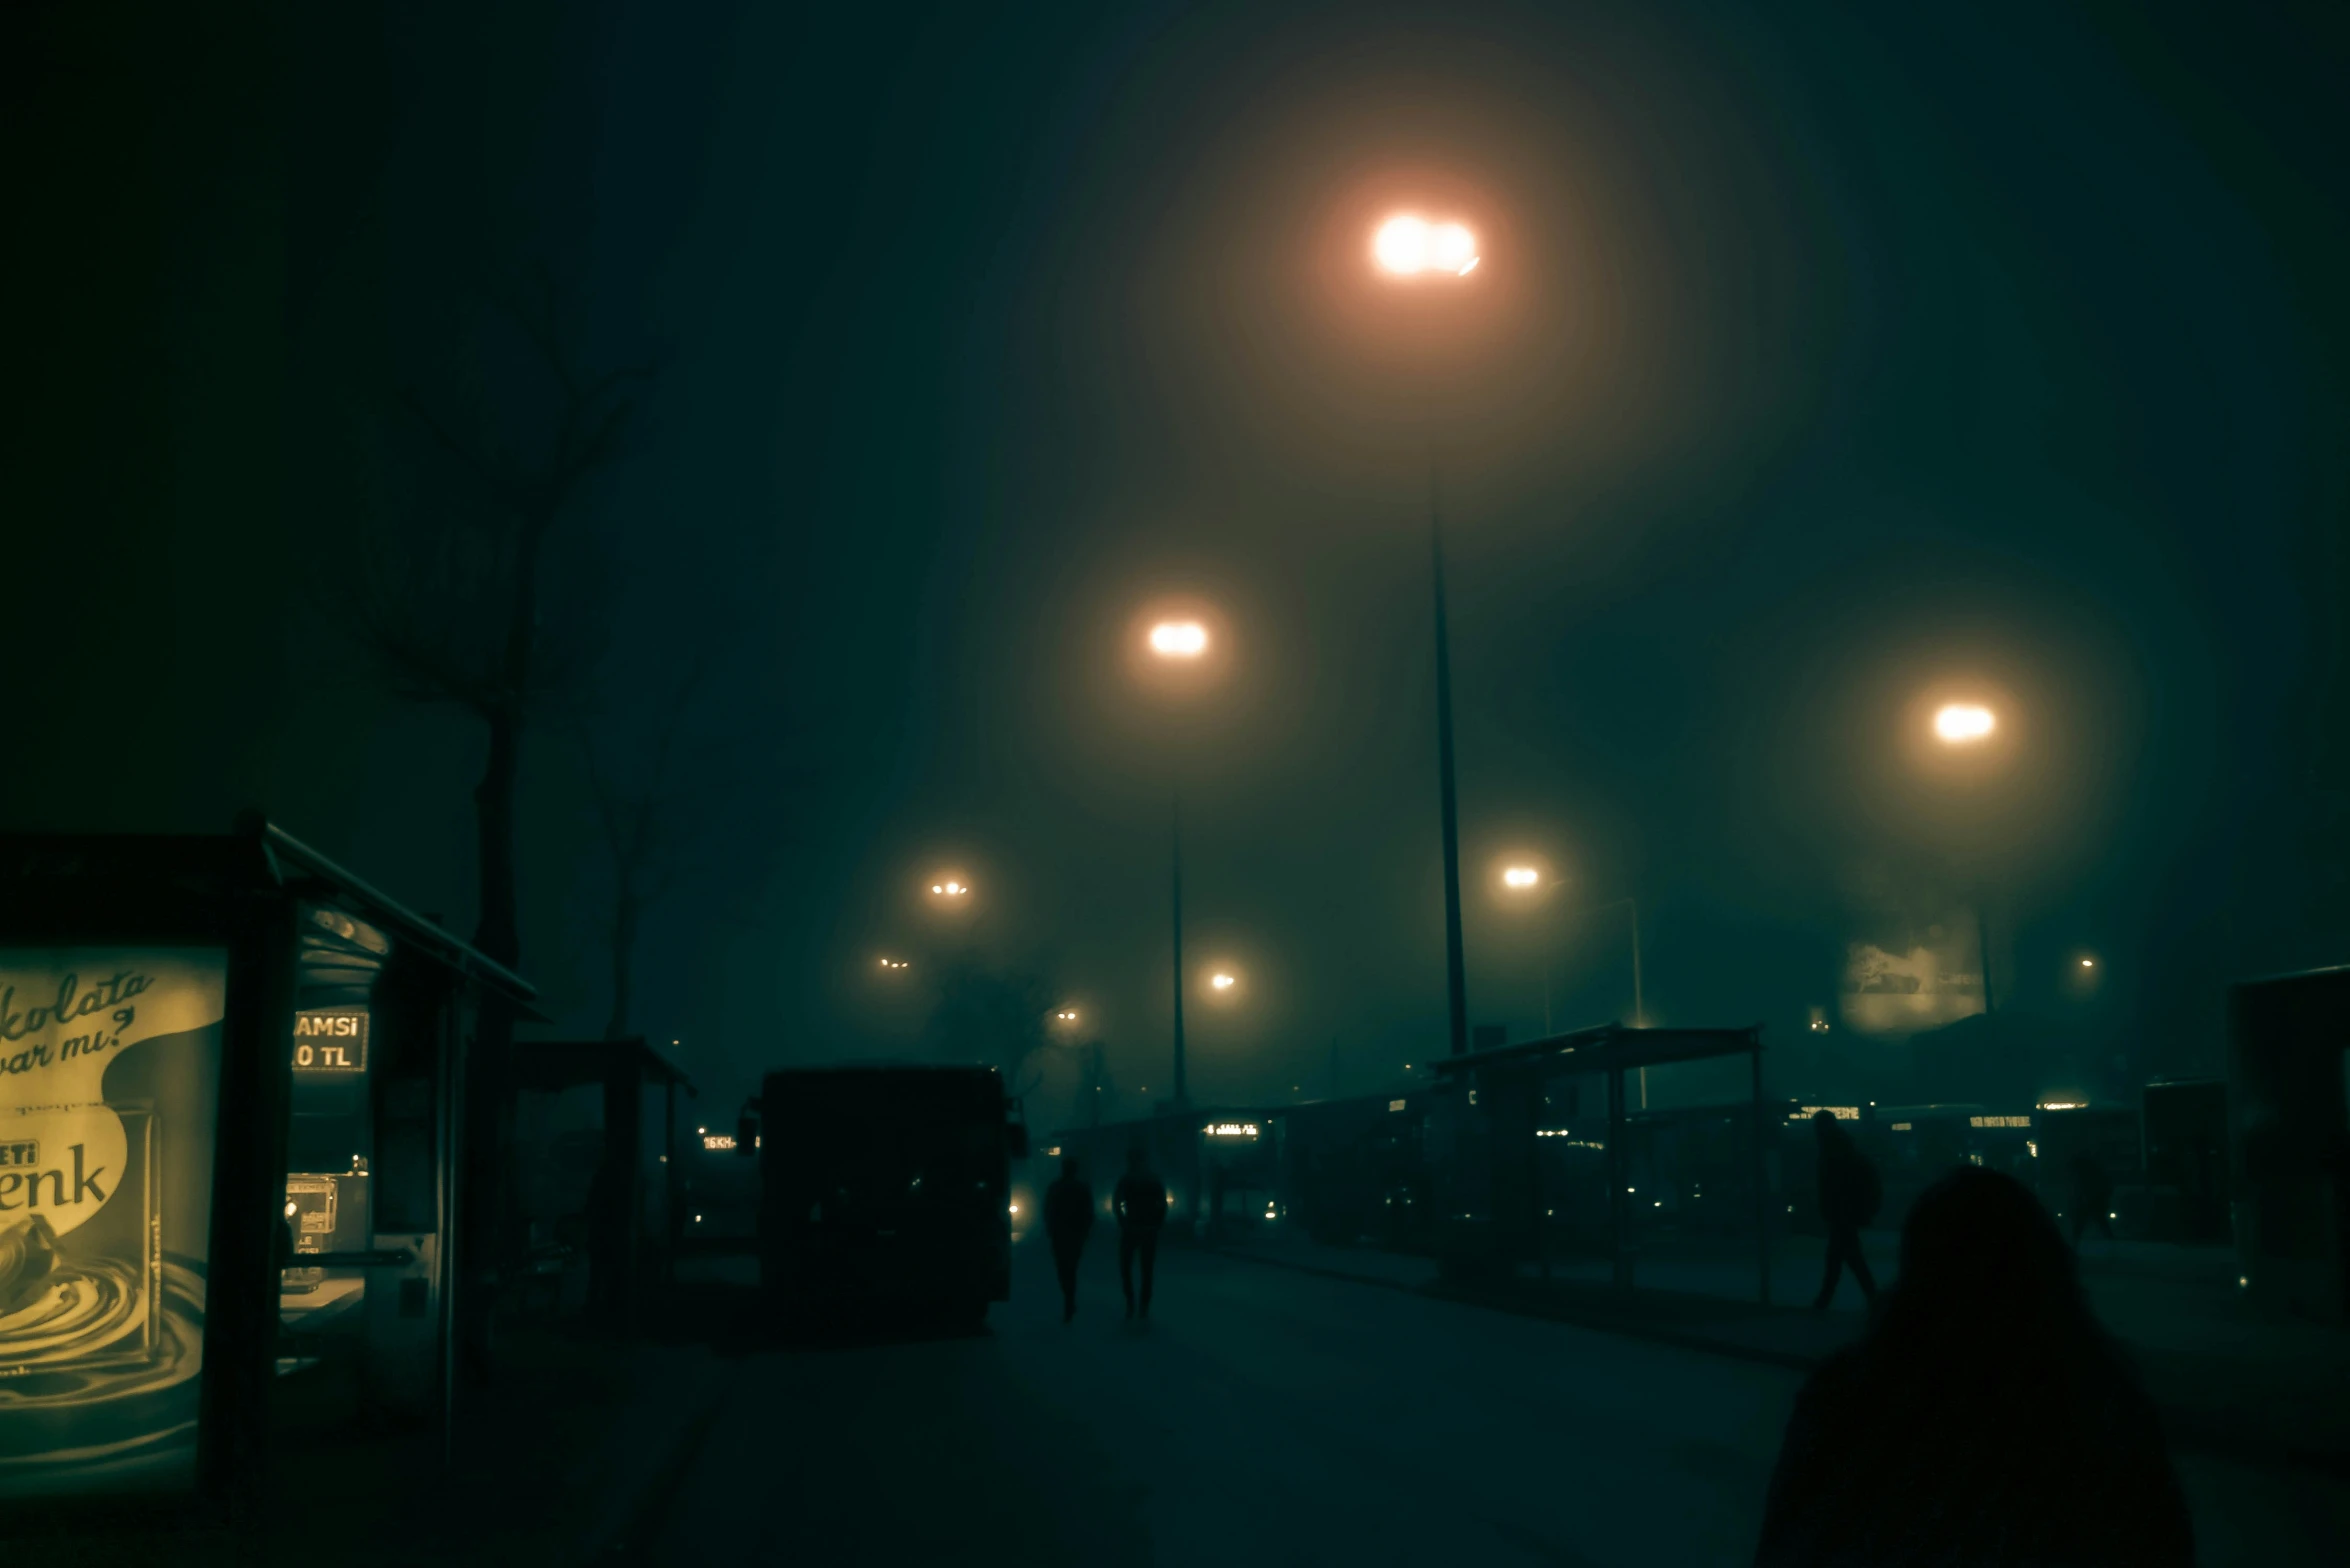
[0,949,227,1497]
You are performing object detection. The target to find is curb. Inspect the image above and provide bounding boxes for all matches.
[586,1394,727,1564]
[570,1351,730,1563]
[1208,1244,2350,1480]
[1209,1244,1827,1372]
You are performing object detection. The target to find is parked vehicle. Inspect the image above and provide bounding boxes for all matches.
[739,1064,1027,1328]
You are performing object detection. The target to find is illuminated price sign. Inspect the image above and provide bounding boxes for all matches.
[292,1009,370,1074]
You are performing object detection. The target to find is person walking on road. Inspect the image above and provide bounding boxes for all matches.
[1810,1110,1881,1311]
[1113,1144,1167,1320]
[1755,1166,2193,1567]
[2070,1150,2116,1247]
[1043,1156,1095,1324]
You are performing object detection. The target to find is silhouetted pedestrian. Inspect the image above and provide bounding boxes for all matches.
[1044,1156,1095,1323]
[1810,1110,1880,1311]
[1113,1144,1167,1319]
[1755,1166,2193,1567]
[2070,1151,2115,1246]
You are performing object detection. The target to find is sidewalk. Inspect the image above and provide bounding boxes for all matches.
[1211,1227,2350,1475]
[271,1322,728,1566]
[29,1323,727,1568]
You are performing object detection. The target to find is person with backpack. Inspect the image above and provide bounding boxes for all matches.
[1811,1109,1881,1311]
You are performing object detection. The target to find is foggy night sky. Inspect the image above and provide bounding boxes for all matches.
[11,1,2349,1119]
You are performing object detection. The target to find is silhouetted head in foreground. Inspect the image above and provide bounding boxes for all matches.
[1754,1167,2193,1567]
[1881,1164,2083,1345]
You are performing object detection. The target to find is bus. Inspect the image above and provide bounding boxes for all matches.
[739,1064,1027,1329]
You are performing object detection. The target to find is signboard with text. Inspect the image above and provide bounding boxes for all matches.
[291,1009,369,1075]
[0,948,227,1499]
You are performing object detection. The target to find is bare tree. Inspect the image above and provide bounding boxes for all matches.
[1073,1039,1113,1128]
[571,640,791,1040]
[923,958,1057,1099]
[346,272,655,978]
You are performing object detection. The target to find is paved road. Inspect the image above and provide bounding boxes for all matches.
[634,1239,2350,1567]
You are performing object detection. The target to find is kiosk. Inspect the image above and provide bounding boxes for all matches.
[0,820,536,1516]
[2229,965,2350,1323]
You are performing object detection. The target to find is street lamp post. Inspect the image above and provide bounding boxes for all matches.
[1930,700,2001,1019]
[1431,484,1470,1060]
[1374,212,1482,1059]
[1501,865,1646,1043]
[1145,617,1212,1106]
[1170,796,1188,1104]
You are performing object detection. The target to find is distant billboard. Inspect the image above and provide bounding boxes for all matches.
[1841,922,1986,1037]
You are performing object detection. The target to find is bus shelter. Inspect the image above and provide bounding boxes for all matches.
[1429,1024,1772,1299]
[1044,1106,1279,1239]
[2228,965,2350,1323]
[0,820,536,1519]
[509,1038,693,1330]
[1268,1089,1436,1250]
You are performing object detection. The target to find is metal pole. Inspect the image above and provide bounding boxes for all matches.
[1630,898,1645,1026]
[665,1076,678,1297]
[1431,475,1469,1059]
[1977,899,1995,1016]
[1752,1037,1771,1306]
[1171,794,1187,1105]
[1608,1064,1630,1291]
[1532,1079,1549,1282]
[1632,898,1647,1109]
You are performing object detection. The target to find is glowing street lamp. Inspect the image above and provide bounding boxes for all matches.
[1209,972,1236,991]
[1374,214,1481,277]
[1934,703,1996,744]
[929,879,970,898]
[877,957,911,971]
[1149,621,1209,658]
[1501,865,1541,890]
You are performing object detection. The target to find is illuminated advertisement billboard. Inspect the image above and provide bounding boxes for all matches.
[0,949,227,1498]
[1840,923,1987,1037]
